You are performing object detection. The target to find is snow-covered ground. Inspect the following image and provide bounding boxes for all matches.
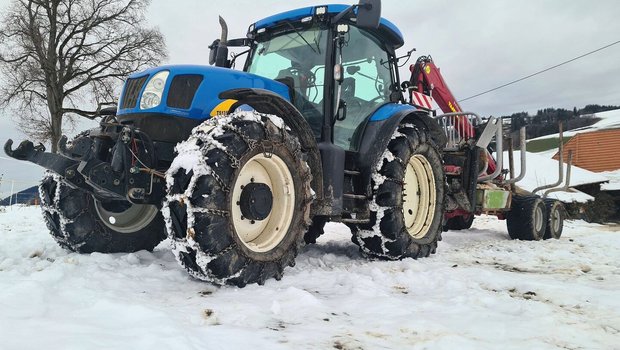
[1,206,619,350]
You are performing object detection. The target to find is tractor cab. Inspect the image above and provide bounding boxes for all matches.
[219,2,406,150]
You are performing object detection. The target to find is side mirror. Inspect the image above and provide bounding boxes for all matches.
[208,39,220,65]
[208,39,229,67]
[357,0,381,29]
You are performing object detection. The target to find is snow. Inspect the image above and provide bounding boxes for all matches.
[1,206,619,349]
[504,151,608,203]
[530,108,620,141]
[600,169,620,191]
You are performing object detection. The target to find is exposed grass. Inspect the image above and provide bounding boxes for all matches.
[526,136,572,153]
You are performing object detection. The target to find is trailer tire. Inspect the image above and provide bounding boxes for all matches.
[163,111,313,287]
[543,199,564,239]
[444,214,474,231]
[506,195,547,241]
[350,124,445,259]
[39,173,166,253]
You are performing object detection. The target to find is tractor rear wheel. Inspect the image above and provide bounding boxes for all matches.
[39,173,166,253]
[350,124,445,259]
[543,199,564,239]
[506,195,547,241]
[163,111,313,287]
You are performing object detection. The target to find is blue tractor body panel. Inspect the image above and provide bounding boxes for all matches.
[117,65,291,120]
[252,4,404,48]
[368,103,416,122]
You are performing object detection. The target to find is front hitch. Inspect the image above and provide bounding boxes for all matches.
[4,138,94,192]
[4,139,46,161]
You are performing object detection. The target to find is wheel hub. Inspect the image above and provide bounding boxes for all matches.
[239,182,273,221]
[231,153,296,253]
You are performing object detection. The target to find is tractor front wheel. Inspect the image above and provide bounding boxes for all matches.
[163,111,313,287]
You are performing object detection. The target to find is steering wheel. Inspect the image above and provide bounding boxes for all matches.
[285,67,316,87]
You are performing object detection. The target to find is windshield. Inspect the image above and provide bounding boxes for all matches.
[247,25,328,136]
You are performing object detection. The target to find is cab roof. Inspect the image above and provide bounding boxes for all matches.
[251,4,405,49]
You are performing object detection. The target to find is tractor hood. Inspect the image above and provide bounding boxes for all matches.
[117,65,291,120]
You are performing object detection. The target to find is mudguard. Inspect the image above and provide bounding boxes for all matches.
[356,104,446,195]
[219,88,324,205]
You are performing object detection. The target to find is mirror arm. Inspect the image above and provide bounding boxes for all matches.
[332,5,357,24]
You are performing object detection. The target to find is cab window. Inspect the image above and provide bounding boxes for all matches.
[334,26,393,150]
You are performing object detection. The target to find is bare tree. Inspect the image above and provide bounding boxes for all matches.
[0,0,167,152]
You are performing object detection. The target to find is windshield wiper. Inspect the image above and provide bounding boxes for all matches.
[284,21,320,54]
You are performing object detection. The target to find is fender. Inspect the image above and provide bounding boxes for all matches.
[219,88,324,204]
[357,104,447,195]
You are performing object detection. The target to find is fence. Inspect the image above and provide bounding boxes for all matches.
[0,179,41,206]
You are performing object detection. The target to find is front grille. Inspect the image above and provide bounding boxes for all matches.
[120,75,148,109]
[167,74,203,109]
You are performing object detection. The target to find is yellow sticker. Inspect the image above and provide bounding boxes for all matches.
[424,65,431,74]
[210,99,238,117]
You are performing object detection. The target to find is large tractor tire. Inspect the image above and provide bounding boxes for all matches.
[39,173,166,253]
[543,199,564,239]
[444,214,474,231]
[350,123,445,259]
[506,195,547,241]
[163,111,313,287]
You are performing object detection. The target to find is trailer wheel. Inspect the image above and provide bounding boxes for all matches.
[163,111,313,287]
[444,214,474,231]
[39,173,166,253]
[543,199,564,239]
[350,124,445,259]
[506,195,547,241]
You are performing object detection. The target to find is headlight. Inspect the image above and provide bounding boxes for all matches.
[140,71,169,109]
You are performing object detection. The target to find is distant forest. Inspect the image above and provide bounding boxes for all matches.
[502,104,619,139]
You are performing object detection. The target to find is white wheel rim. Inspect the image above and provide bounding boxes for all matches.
[403,154,437,239]
[94,199,158,234]
[551,205,561,232]
[231,154,295,253]
[534,205,544,232]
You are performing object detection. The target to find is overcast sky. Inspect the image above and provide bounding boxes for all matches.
[1,0,620,191]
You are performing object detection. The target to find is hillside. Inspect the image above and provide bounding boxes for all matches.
[527,109,620,153]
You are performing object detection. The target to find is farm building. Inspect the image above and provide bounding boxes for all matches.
[552,128,620,173]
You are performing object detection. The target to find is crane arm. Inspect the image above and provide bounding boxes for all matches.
[408,55,497,174]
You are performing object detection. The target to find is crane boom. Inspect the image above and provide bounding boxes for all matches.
[408,55,497,174]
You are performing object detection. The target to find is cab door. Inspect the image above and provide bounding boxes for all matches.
[333,26,394,150]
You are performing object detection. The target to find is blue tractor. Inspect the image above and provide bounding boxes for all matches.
[5,1,480,286]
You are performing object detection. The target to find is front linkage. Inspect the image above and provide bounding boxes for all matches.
[4,116,169,207]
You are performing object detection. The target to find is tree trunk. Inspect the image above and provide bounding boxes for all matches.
[50,111,63,154]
